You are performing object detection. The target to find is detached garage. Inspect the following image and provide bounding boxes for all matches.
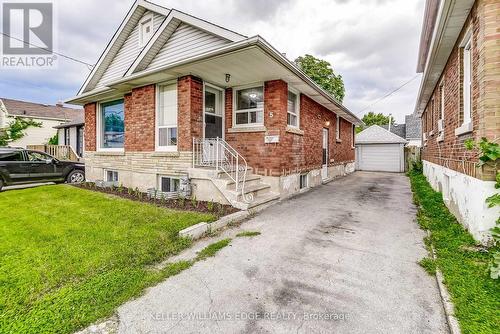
[355,125,407,172]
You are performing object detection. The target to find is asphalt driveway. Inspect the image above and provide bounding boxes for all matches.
[117,172,448,333]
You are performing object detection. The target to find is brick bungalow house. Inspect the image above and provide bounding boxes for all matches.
[66,0,362,210]
[415,0,499,242]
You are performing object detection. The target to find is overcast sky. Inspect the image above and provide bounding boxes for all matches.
[0,0,424,123]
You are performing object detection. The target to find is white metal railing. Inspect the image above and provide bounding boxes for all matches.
[193,137,253,203]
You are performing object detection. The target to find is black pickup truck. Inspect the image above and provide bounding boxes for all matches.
[0,147,85,191]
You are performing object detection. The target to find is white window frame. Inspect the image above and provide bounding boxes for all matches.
[139,13,153,48]
[336,115,341,141]
[439,80,445,121]
[462,35,472,126]
[105,170,119,184]
[232,83,265,128]
[156,81,178,152]
[287,86,300,128]
[158,175,180,193]
[97,98,125,152]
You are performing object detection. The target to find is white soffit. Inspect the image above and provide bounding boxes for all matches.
[414,0,474,115]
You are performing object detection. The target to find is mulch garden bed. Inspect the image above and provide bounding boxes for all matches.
[72,182,239,218]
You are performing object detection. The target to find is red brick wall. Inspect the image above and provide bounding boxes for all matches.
[83,103,96,151]
[421,0,498,180]
[178,75,203,151]
[124,84,155,152]
[225,80,355,176]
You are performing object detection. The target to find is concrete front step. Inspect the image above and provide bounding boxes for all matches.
[227,183,271,202]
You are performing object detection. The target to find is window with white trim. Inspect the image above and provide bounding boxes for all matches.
[234,86,264,126]
[139,14,153,47]
[336,115,340,140]
[157,83,178,149]
[159,176,180,193]
[106,170,118,183]
[462,36,472,125]
[287,90,299,127]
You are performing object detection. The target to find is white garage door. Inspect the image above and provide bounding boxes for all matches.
[356,144,404,172]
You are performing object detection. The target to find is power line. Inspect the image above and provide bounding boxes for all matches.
[0,32,94,70]
[355,74,420,115]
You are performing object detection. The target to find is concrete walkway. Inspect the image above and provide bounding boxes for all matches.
[117,172,448,333]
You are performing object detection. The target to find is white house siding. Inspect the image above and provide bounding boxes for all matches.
[10,118,63,148]
[146,23,229,71]
[423,160,499,244]
[96,11,165,88]
[58,127,80,152]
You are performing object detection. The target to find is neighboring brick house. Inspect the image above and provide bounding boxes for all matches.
[66,0,362,210]
[415,0,499,242]
[380,113,422,147]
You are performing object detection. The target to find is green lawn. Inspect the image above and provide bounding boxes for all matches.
[0,185,215,334]
[409,171,500,334]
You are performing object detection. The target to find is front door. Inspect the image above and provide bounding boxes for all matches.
[203,85,224,163]
[322,128,329,180]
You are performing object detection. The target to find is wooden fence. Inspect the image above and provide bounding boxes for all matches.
[27,145,80,162]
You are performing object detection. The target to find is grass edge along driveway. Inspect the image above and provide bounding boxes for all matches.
[409,171,500,334]
[0,185,215,334]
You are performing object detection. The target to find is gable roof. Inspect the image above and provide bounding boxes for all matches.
[381,123,406,140]
[0,98,83,122]
[356,125,408,144]
[79,1,245,94]
[125,9,245,75]
[78,0,170,94]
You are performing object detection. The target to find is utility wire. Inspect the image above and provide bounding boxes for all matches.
[0,32,94,70]
[355,74,420,115]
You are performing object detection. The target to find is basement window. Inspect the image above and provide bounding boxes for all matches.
[105,170,119,185]
[159,176,180,193]
[299,174,308,189]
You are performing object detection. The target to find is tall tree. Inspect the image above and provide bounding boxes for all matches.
[357,112,395,133]
[294,54,345,103]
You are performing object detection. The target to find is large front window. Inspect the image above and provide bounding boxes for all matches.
[234,86,264,125]
[157,83,178,149]
[101,99,124,149]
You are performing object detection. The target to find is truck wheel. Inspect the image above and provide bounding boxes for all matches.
[66,170,85,184]
[0,178,3,191]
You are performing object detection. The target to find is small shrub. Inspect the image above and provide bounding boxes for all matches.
[191,196,198,208]
[410,160,423,173]
[127,187,133,196]
[178,196,185,207]
[207,200,214,212]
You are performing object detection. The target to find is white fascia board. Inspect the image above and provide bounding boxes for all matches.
[414,0,474,115]
[139,0,170,16]
[253,36,363,125]
[124,8,246,76]
[74,35,362,125]
[77,1,142,95]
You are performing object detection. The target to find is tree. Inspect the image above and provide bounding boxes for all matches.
[294,54,345,103]
[355,111,394,133]
[0,118,42,146]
